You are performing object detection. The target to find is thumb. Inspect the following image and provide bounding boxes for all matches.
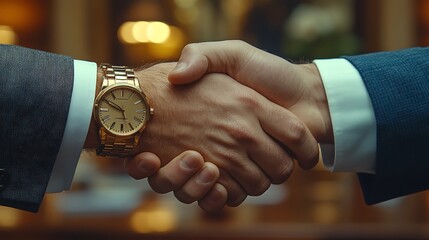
[168,40,252,85]
[168,52,209,85]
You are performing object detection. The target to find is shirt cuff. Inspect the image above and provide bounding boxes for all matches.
[46,60,97,192]
[314,58,376,174]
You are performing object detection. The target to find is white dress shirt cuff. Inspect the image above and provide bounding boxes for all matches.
[46,60,97,192]
[314,58,376,174]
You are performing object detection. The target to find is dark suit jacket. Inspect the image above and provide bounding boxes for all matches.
[0,44,73,212]
[344,47,429,204]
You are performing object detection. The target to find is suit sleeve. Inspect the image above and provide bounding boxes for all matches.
[343,47,429,204]
[0,44,74,212]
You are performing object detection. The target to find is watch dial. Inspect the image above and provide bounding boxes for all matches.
[97,87,149,136]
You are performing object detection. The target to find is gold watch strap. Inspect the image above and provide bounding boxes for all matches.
[97,64,140,157]
[97,130,136,157]
[100,64,140,89]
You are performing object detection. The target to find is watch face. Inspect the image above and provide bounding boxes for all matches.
[95,86,150,136]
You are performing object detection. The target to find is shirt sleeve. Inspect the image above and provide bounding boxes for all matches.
[313,58,376,174]
[46,60,97,192]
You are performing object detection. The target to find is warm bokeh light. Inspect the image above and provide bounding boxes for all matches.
[146,21,170,44]
[0,25,18,44]
[118,21,172,44]
[0,208,20,228]
[146,25,186,59]
[118,21,138,44]
[132,21,150,43]
[131,209,177,233]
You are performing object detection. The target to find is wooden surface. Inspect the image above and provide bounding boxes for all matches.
[1,161,429,240]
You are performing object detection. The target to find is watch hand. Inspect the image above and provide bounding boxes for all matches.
[121,105,127,119]
[104,100,124,112]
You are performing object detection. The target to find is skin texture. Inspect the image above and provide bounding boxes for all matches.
[84,65,232,211]
[127,40,334,212]
[126,63,319,208]
[169,40,333,143]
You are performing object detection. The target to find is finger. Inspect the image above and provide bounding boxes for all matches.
[247,127,296,184]
[169,40,299,110]
[174,162,219,204]
[258,98,319,170]
[198,183,228,213]
[125,152,161,180]
[217,169,247,207]
[213,147,271,197]
[168,40,255,85]
[147,150,205,194]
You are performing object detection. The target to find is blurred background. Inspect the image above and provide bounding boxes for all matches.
[1,0,429,239]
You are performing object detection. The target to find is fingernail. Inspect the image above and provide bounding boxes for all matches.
[172,62,187,73]
[196,167,216,184]
[179,154,199,170]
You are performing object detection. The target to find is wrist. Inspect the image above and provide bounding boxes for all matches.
[300,63,333,144]
[83,63,174,152]
[132,63,176,156]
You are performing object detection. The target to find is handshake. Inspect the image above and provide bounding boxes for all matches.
[3,41,425,212]
[111,40,334,212]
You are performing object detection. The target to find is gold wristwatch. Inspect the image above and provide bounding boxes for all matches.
[93,64,153,157]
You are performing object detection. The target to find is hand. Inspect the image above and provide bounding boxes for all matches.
[169,40,333,143]
[125,62,319,211]
[126,150,227,212]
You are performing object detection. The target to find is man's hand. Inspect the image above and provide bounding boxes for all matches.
[126,150,227,212]
[125,62,319,211]
[169,40,333,144]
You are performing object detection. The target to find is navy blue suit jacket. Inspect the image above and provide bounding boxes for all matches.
[344,47,429,204]
[0,45,73,212]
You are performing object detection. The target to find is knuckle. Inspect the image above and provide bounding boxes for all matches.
[215,149,240,168]
[247,174,271,196]
[271,160,294,184]
[217,154,270,196]
[174,191,195,204]
[182,43,199,55]
[228,120,257,145]
[301,144,320,169]
[285,118,307,144]
[148,176,173,194]
[238,91,261,111]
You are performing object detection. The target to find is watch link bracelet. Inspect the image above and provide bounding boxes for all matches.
[93,64,153,157]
